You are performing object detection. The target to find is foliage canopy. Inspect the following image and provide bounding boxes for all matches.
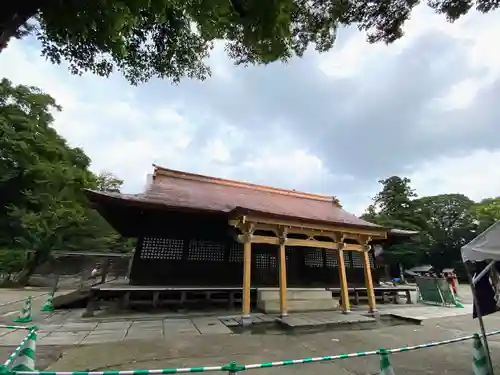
[1,0,498,84]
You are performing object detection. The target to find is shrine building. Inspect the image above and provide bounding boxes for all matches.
[86,165,412,319]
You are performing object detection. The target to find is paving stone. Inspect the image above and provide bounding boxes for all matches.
[0,328,14,338]
[125,329,164,341]
[163,319,195,329]
[0,330,31,346]
[33,330,53,340]
[59,322,98,332]
[386,305,473,321]
[192,317,232,335]
[95,322,132,331]
[127,328,163,338]
[130,320,163,328]
[80,332,127,344]
[38,324,63,332]
[85,329,128,336]
[163,319,199,335]
[40,331,89,345]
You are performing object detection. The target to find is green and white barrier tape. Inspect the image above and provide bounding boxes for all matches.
[0,325,33,331]
[10,329,500,375]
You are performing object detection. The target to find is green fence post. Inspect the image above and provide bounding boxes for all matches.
[222,361,244,375]
[13,297,32,323]
[378,348,395,375]
[472,334,490,375]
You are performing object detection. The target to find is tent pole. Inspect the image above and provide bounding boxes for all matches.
[473,260,496,285]
[464,261,495,375]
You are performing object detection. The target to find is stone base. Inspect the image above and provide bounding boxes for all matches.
[240,315,253,326]
[257,288,338,313]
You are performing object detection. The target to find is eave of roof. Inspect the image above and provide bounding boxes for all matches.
[86,166,387,232]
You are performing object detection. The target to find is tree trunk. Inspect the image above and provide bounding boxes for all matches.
[16,250,48,286]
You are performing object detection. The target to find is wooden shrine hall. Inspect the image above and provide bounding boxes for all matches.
[86,165,410,319]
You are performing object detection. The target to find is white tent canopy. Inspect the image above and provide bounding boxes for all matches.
[462,220,500,262]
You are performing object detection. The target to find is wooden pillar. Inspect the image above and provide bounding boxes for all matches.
[278,232,288,317]
[362,247,377,313]
[242,230,253,321]
[337,244,350,313]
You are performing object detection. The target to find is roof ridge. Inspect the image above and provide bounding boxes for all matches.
[153,165,342,207]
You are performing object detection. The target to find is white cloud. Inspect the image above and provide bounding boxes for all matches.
[410,149,500,201]
[0,38,342,200]
[346,148,500,215]
[319,6,500,112]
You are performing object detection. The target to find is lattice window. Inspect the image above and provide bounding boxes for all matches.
[369,253,375,268]
[304,248,323,268]
[229,242,243,263]
[351,252,364,268]
[188,240,225,261]
[270,256,277,269]
[255,254,269,269]
[341,251,350,268]
[325,250,338,268]
[140,237,183,260]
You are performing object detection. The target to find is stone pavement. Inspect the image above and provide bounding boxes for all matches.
[0,303,479,346]
[0,316,233,345]
[381,303,473,321]
[45,313,500,375]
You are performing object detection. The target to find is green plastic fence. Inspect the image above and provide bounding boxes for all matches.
[415,276,460,307]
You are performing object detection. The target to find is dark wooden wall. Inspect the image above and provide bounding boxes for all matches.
[126,211,380,287]
[99,204,381,287]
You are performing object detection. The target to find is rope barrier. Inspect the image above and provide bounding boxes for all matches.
[0,325,33,331]
[0,293,50,309]
[7,329,500,375]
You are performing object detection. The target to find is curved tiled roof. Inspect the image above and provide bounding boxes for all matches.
[86,165,384,230]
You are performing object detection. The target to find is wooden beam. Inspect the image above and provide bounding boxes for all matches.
[362,248,377,313]
[278,230,288,317]
[337,246,350,313]
[229,215,387,239]
[343,244,365,252]
[235,234,366,251]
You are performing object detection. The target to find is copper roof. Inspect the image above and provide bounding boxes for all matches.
[87,165,383,230]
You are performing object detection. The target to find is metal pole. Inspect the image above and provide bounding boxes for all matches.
[464,261,495,375]
[473,260,496,285]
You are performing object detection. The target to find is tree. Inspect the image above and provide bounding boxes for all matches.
[361,176,425,267]
[0,78,95,283]
[96,172,124,193]
[2,0,498,84]
[472,197,500,231]
[362,176,421,229]
[413,194,476,270]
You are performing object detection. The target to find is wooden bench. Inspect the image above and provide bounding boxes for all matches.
[83,286,256,317]
[328,286,416,305]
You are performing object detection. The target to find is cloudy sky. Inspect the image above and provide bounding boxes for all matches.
[1,6,499,215]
